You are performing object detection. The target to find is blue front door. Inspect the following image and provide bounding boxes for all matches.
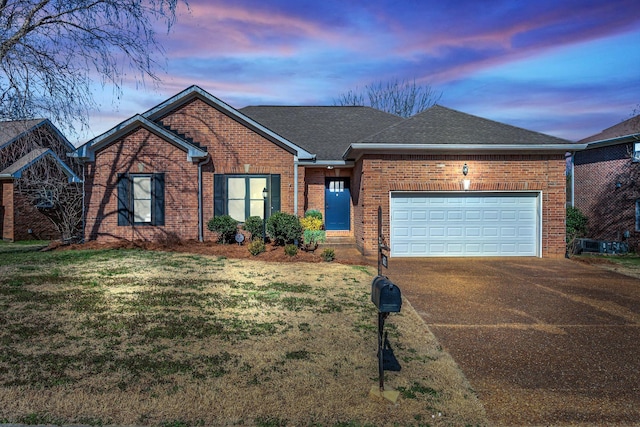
[325,178,350,230]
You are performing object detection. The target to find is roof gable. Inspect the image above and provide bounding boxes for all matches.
[0,119,75,152]
[239,106,404,161]
[578,114,640,146]
[143,85,315,160]
[0,148,81,182]
[72,114,208,162]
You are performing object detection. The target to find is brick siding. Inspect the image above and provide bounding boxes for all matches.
[574,142,640,250]
[354,154,567,257]
[85,98,296,242]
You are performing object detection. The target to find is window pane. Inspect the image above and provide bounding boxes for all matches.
[229,200,245,222]
[134,200,151,223]
[228,178,246,199]
[250,178,268,199]
[133,177,151,199]
[250,200,265,218]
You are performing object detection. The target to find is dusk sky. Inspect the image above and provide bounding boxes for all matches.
[85,0,640,144]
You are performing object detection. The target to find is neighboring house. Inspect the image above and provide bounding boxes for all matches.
[573,115,640,250]
[0,119,81,241]
[73,85,580,257]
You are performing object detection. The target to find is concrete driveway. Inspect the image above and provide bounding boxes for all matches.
[387,257,640,426]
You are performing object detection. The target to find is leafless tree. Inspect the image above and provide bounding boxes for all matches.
[335,78,441,118]
[14,153,83,241]
[0,0,186,133]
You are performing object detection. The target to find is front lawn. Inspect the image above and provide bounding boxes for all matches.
[0,246,486,426]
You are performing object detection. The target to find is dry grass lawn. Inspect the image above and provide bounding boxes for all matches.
[0,246,487,426]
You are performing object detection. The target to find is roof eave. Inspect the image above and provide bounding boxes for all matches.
[583,133,640,149]
[142,85,315,160]
[343,143,588,160]
[72,114,208,162]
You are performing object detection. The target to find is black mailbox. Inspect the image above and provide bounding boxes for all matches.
[371,275,402,313]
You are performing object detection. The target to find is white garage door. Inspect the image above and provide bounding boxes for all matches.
[390,193,539,257]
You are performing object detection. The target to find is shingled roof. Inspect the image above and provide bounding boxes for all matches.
[239,106,404,161]
[578,114,640,144]
[359,105,570,145]
[0,119,48,149]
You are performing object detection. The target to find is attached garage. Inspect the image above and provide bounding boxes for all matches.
[390,192,541,257]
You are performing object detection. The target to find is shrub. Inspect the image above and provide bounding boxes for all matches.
[299,216,323,231]
[243,216,264,241]
[248,239,266,256]
[303,229,326,245]
[284,244,298,257]
[305,209,323,221]
[266,212,302,246]
[566,206,588,255]
[320,248,335,262]
[207,215,239,244]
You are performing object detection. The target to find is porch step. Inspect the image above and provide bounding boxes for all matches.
[320,236,356,247]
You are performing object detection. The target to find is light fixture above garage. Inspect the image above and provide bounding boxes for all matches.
[462,163,469,176]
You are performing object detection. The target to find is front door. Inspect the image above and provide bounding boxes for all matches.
[325,178,350,230]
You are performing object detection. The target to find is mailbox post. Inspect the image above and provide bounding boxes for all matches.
[370,206,402,397]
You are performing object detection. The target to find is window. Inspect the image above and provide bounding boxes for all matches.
[633,142,640,162]
[133,176,152,223]
[34,190,54,209]
[117,173,164,226]
[214,174,280,222]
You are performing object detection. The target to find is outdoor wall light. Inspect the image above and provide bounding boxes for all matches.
[262,188,268,199]
[462,163,469,176]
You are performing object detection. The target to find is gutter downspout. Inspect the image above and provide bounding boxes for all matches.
[198,155,211,242]
[293,155,299,216]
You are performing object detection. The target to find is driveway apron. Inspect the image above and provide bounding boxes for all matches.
[387,258,640,426]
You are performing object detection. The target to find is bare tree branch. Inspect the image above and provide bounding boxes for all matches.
[335,78,441,117]
[0,0,187,135]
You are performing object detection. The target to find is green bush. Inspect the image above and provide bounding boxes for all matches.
[305,209,323,221]
[566,206,588,255]
[266,212,302,246]
[248,239,266,256]
[320,248,335,262]
[207,215,239,244]
[243,216,264,241]
[303,229,326,245]
[284,244,298,257]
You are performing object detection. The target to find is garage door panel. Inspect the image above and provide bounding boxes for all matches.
[391,193,538,257]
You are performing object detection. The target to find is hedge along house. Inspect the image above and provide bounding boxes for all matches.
[74,85,581,257]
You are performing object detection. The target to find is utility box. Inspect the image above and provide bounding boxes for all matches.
[371,275,402,313]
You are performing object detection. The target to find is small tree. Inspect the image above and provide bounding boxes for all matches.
[566,206,588,256]
[335,78,441,118]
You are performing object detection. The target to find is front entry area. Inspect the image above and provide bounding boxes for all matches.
[324,178,350,231]
[390,192,540,257]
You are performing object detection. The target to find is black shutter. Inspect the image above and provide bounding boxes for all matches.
[117,173,131,226]
[152,173,165,226]
[270,174,281,214]
[214,174,226,216]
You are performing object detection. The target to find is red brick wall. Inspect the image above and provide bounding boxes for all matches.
[1,180,60,241]
[574,143,639,249]
[13,191,60,240]
[354,154,567,257]
[84,98,296,242]
[1,180,13,240]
